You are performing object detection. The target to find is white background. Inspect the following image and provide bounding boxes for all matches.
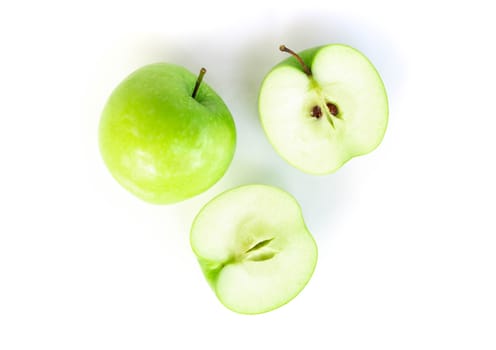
[1,0,495,349]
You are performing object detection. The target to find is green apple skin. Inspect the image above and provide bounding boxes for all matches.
[99,63,236,204]
[258,44,388,175]
[190,184,318,314]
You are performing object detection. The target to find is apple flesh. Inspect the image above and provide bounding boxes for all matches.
[190,184,318,314]
[259,44,388,174]
[99,63,236,204]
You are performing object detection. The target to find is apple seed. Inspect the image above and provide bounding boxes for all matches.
[311,105,323,118]
[326,102,339,117]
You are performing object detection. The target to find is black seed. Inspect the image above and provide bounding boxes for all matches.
[327,102,339,116]
[311,105,322,118]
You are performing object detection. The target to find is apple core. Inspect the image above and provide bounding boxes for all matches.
[280,45,344,128]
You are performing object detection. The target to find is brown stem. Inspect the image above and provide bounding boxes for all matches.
[192,67,207,99]
[279,45,312,76]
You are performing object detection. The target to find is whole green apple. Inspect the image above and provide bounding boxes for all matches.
[259,44,388,174]
[190,184,318,314]
[99,64,236,204]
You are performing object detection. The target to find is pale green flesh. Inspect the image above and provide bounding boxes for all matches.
[190,185,318,314]
[259,44,388,174]
[99,63,236,204]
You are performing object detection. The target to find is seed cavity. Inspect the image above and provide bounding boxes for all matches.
[247,250,277,262]
[244,238,278,262]
[245,238,274,253]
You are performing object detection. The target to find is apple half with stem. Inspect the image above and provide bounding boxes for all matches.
[190,184,318,314]
[99,64,236,204]
[259,44,388,174]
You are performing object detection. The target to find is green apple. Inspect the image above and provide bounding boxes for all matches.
[190,184,317,314]
[99,64,236,204]
[259,44,388,174]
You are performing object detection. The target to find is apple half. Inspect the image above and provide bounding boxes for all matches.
[190,184,318,314]
[259,44,388,174]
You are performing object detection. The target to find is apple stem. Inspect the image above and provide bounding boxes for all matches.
[279,45,312,76]
[192,67,207,99]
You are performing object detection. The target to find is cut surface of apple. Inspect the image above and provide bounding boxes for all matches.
[190,184,318,314]
[259,44,388,174]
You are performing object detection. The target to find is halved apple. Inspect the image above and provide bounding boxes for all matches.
[259,44,388,174]
[190,184,317,314]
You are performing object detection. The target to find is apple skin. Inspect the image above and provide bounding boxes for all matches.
[258,44,388,174]
[99,63,236,204]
